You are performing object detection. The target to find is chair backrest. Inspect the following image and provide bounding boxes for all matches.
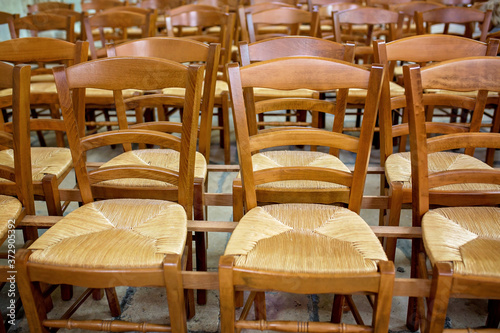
[246,7,320,42]
[165,6,236,70]
[332,7,403,45]
[390,1,445,37]
[404,57,500,219]
[53,57,204,216]
[81,0,129,13]
[0,62,34,223]
[415,6,492,42]
[13,13,76,42]
[237,2,297,42]
[0,38,89,136]
[227,57,384,213]
[373,35,500,164]
[107,37,221,160]
[84,8,152,59]
[0,12,19,39]
[27,1,75,13]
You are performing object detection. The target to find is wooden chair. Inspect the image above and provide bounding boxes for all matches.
[38,8,86,41]
[165,6,236,163]
[17,56,204,332]
[331,7,403,135]
[236,2,298,44]
[403,57,500,333]
[107,37,221,304]
[314,1,361,38]
[373,35,499,331]
[81,0,130,14]
[0,38,89,219]
[389,1,445,38]
[0,12,18,39]
[0,62,33,333]
[221,56,393,332]
[232,36,357,221]
[13,12,76,42]
[84,7,153,59]
[415,6,492,42]
[246,6,320,43]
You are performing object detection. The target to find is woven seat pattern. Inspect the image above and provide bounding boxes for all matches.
[0,195,22,241]
[162,79,227,99]
[347,81,405,104]
[225,203,387,273]
[0,147,72,182]
[28,198,187,268]
[0,82,59,97]
[96,149,207,187]
[423,206,500,277]
[237,151,351,190]
[385,151,500,191]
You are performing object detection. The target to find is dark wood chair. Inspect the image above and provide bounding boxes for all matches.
[17,56,205,332]
[403,57,500,333]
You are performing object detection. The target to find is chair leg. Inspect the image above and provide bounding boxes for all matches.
[16,249,49,333]
[373,261,395,333]
[254,292,266,320]
[185,233,196,320]
[424,263,453,333]
[103,288,121,317]
[194,182,207,305]
[219,256,236,333]
[486,102,500,166]
[385,182,403,262]
[331,295,345,323]
[42,174,62,216]
[222,96,231,165]
[406,237,422,332]
[164,254,188,333]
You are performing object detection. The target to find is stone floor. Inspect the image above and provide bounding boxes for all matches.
[1,110,498,332]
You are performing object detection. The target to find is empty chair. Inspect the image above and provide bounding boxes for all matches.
[403,57,500,333]
[389,1,445,38]
[415,6,492,42]
[17,56,205,332]
[27,1,75,13]
[0,38,89,218]
[13,12,76,42]
[221,56,393,332]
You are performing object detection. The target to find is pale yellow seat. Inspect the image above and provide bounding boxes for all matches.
[422,206,500,278]
[0,195,23,240]
[225,203,388,273]
[347,81,405,105]
[385,151,500,191]
[246,151,350,190]
[0,147,72,183]
[28,198,187,268]
[97,149,207,187]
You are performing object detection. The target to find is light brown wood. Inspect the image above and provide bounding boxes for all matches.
[17,57,205,332]
[405,57,500,333]
[13,12,76,42]
[222,56,390,332]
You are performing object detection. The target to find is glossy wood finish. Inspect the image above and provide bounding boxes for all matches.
[0,38,89,218]
[17,57,204,333]
[389,1,445,38]
[404,57,500,333]
[0,62,33,333]
[222,56,391,332]
[13,12,76,43]
[108,36,221,304]
[415,6,492,42]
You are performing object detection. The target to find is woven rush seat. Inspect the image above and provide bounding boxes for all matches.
[347,81,405,104]
[224,203,388,273]
[423,206,500,278]
[385,151,500,191]
[27,198,187,268]
[0,195,22,240]
[0,147,72,182]
[237,151,351,190]
[96,149,207,187]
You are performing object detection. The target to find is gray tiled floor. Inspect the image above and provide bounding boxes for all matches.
[1,110,498,332]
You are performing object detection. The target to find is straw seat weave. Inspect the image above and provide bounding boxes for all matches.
[347,81,405,105]
[423,206,500,277]
[0,148,72,182]
[96,149,207,187]
[237,150,351,190]
[0,82,60,97]
[0,195,22,242]
[385,151,500,191]
[162,79,228,99]
[225,203,388,273]
[28,198,187,268]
